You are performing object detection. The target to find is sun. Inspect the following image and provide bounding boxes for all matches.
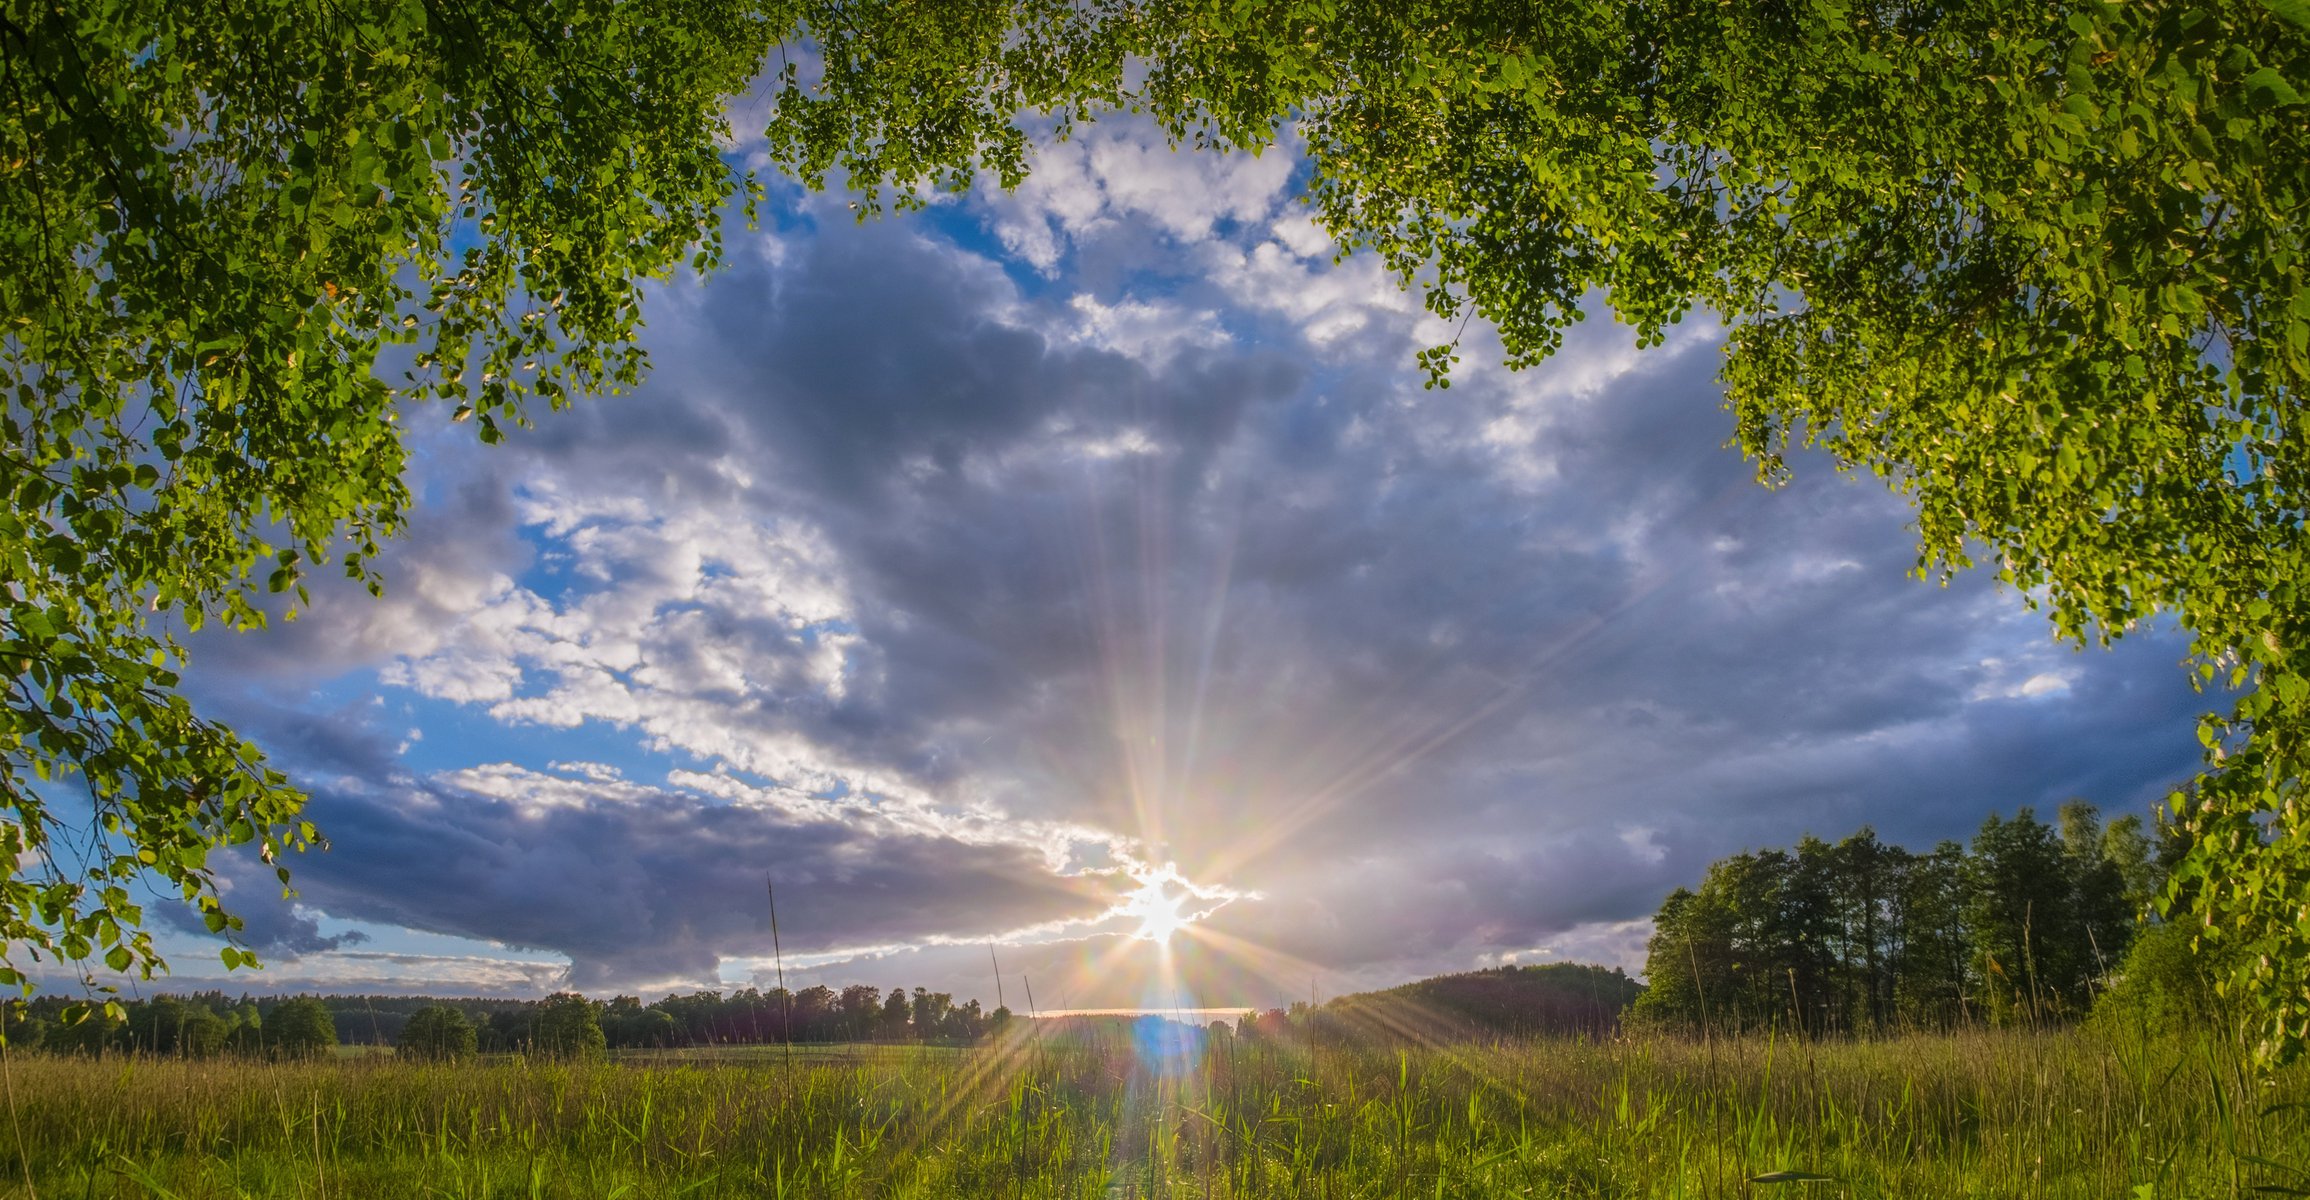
[1121,872,1193,943]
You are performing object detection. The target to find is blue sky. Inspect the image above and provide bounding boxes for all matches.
[102,113,2212,1011]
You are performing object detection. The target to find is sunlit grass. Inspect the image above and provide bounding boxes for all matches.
[3,1026,2304,1198]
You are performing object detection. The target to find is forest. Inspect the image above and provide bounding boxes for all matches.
[5,981,1013,1059]
[1631,802,2222,1035]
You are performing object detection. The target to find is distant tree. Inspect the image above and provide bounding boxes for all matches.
[481,1008,534,1055]
[880,988,911,1040]
[1966,809,2087,1022]
[225,998,266,1056]
[399,1005,477,1061]
[1639,807,2178,1035]
[2058,800,2140,990]
[601,996,679,1050]
[1632,888,1709,1032]
[130,995,189,1055]
[910,989,954,1041]
[177,1006,229,1058]
[1890,841,1974,1030]
[1,1004,23,1046]
[839,984,883,1040]
[791,985,837,1041]
[531,993,606,1060]
[1784,837,1843,1034]
[268,997,337,1058]
[1718,849,1793,1032]
[39,1004,123,1055]
[1827,828,1906,1034]
[652,991,723,1044]
[725,987,769,1042]
[599,996,643,1045]
[0,1009,47,1053]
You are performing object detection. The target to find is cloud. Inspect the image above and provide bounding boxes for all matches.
[980,116,1298,271]
[153,951,571,999]
[155,896,369,960]
[167,118,2214,1002]
[168,755,1129,991]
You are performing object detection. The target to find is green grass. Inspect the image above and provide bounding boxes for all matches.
[1,1027,2304,1198]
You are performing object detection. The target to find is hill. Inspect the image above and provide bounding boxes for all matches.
[1243,963,1643,1045]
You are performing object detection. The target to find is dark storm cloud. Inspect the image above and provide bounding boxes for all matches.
[173,718,1115,989]
[173,188,2214,994]
[155,892,370,959]
[677,224,2197,972]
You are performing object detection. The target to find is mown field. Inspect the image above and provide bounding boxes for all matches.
[4,1027,2306,1198]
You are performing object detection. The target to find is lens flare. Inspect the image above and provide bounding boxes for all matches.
[1120,869,1194,943]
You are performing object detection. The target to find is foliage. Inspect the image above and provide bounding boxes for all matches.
[121,994,229,1057]
[265,996,335,1058]
[1632,806,2157,1034]
[0,0,774,990]
[764,0,2310,1062]
[5,1028,2308,1197]
[530,992,606,1060]
[2092,919,2249,1036]
[396,1004,476,1062]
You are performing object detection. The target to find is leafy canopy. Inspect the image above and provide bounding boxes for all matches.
[754,0,2310,1056]
[0,0,772,1000]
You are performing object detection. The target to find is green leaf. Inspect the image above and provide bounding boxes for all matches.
[2244,67,2302,107]
[2263,0,2310,32]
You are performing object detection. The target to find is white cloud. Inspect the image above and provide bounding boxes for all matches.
[1065,293,1229,367]
[1618,825,1669,866]
[1969,655,2083,702]
[1493,919,1656,977]
[979,118,1296,271]
[381,491,882,793]
[1196,234,1425,347]
[1269,213,1332,260]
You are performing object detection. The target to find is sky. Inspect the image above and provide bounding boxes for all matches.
[104,114,2212,1012]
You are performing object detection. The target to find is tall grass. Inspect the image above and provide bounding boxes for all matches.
[5,1026,2304,1198]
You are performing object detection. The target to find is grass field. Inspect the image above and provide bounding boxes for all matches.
[4,1027,2305,1198]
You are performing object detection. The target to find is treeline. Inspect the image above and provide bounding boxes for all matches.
[5,993,342,1058]
[1633,801,2174,1035]
[1226,964,1643,1046]
[6,983,1013,1059]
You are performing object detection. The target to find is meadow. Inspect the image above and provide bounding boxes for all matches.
[6,1025,2308,1200]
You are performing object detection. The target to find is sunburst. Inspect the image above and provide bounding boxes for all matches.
[1120,869,1195,943]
